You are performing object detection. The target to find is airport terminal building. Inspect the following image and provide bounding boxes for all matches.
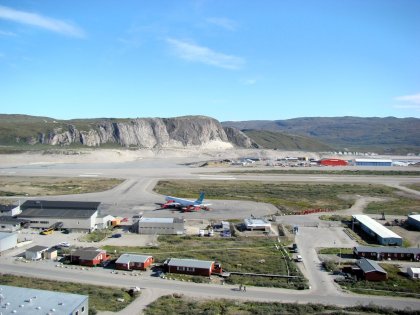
[18,200,100,232]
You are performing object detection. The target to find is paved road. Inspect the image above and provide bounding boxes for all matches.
[1,260,420,313]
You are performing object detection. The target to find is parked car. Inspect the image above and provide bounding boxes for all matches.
[57,242,71,247]
[112,233,122,238]
[295,255,303,262]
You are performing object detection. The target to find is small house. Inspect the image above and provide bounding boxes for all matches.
[356,258,388,281]
[70,247,108,266]
[407,267,420,279]
[25,245,49,260]
[44,247,58,260]
[164,258,222,277]
[244,218,271,231]
[115,254,154,271]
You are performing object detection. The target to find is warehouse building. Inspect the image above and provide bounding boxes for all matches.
[319,158,348,166]
[132,217,184,235]
[164,258,222,277]
[0,232,17,253]
[352,215,402,246]
[354,246,420,261]
[0,285,88,315]
[0,216,24,232]
[407,214,420,231]
[18,200,101,232]
[354,159,392,167]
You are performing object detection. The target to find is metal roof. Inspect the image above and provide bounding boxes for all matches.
[26,245,49,253]
[0,232,17,241]
[71,248,105,260]
[352,215,402,239]
[21,200,100,210]
[244,218,271,227]
[408,267,420,274]
[18,208,97,219]
[166,258,214,269]
[0,285,88,315]
[140,217,174,223]
[354,159,393,163]
[408,214,420,222]
[116,253,152,264]
[357,258,387,274]
[354,246,420,255]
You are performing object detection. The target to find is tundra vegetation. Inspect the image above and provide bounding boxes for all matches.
[104,235,307,289]
[0,176,124,196]
[154,180,420,215]
[144,294,420,315]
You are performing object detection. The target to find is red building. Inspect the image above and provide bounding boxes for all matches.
[356,258,388,281]
[115,254,154,271]
[354,246,420,261]
[319,158,348,166]
[164,258,222,277]
[70,247,108,267]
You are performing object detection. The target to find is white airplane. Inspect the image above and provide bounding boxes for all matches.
[162,192,211,211]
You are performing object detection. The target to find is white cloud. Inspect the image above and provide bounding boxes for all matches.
[395,93,420,104]
[0,29,16,36]
[0,5,85,38]
[166,38,244,70]
[241,78,257,85]
[206,17,237,31]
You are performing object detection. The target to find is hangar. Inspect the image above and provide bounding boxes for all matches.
[407,214,420,231]
[352,215,402,246]
[18,200,101,232]
[354,159,392,167]
[319,158,348,166]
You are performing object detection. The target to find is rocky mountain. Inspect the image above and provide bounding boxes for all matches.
[223,117,420,154]
[0,115,254,149]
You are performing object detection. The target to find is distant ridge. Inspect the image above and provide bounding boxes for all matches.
[0,114,253,149]
[223,116,420,154]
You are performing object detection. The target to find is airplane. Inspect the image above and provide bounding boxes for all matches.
[162,192,211,212]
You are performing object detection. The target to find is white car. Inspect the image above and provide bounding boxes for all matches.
[58,242,71,248]
[296,255,303,262]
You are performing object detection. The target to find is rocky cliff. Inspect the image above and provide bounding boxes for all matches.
[0,115,253,149]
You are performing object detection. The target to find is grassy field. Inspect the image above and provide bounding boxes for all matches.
[154,180,420,215]
[341,264,420,298]
[0,176,124,196]
[103,235,306,289]
[0,274,135,314]
[224,169,420,176]
[144,294,420,315]
[405,183,420,192]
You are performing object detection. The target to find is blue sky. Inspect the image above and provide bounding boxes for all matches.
[0,0,419,121]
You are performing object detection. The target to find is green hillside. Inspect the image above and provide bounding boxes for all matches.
[244,130,333,151]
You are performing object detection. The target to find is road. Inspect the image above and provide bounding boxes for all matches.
[1,155,420,313]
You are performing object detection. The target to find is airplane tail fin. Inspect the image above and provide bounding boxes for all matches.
[195,192,205,204]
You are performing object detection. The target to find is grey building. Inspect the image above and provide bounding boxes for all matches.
[25,245,49,260]
[0,216,23,232]
[18,200,100,232]
[0,232,17,253]
[133,217,184,235]
[0,204,21,217]
[407,214,420,231]
[352,215,403,246]
[0,285,88,315]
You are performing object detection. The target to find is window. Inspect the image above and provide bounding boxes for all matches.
[82,306,85,312]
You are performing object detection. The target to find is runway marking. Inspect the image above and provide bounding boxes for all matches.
[79,174,99,177]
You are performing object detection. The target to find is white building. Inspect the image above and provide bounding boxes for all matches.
[244,218,271,231]
[0,204,22,217]
[0,285,88,315]
[407,267,420,279]
[25,245,49,260]
[0,232,17,253]
[133,217,184,235]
